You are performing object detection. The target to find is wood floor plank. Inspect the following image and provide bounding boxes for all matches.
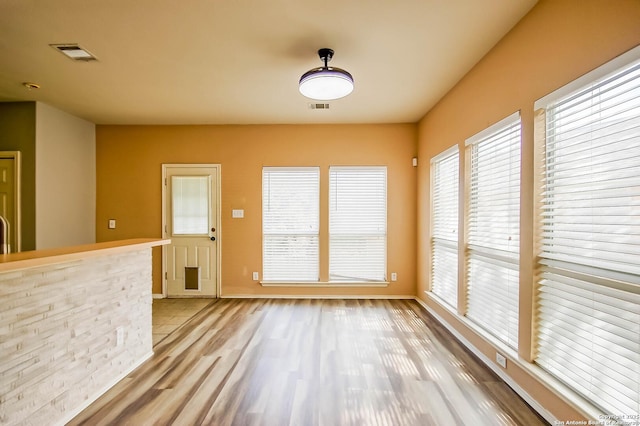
[68,299,548,426]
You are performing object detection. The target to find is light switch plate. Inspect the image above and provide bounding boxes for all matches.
[232,209,244,218]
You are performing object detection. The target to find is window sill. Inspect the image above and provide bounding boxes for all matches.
[260,281,389,288]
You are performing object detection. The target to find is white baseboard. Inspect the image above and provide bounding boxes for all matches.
[152,293,165,299]
[57,350,154,426]
[413,297,557,425]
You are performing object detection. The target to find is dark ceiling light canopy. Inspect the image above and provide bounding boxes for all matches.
[299,48,354,101]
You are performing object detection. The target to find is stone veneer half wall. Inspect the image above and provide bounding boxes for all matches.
[0,248,153,425]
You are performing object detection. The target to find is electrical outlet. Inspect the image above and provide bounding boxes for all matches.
[252,272,259,281]
[391,272,397,281]
[496,352,507,368]
[108,219,116,229]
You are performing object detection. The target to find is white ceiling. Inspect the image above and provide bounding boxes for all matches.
[0,0,537,125]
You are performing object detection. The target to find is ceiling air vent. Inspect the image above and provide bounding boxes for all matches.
[50,44,97,61]
[308,103,330,110]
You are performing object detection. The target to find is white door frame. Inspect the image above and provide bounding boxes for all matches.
[161,164,222,298]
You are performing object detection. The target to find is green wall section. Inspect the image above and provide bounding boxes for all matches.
[0,102,36,251]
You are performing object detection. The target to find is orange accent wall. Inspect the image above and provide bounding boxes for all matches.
[417,0,640,422]
[96,124,417,297]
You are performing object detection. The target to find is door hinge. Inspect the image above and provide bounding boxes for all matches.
[165,272,167,280]
[164,178,167,186]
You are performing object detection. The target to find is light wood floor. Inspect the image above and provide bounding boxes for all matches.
[69,299,548,426]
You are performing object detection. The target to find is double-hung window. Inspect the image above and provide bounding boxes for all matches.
[534,51,640,417]
[262,167,319,281]
[465,112,521,349]
[430,147,460,308]
[329,166,387,282]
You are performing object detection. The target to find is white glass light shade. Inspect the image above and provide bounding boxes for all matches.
[299,67,354,101]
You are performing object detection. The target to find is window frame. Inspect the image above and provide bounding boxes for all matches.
[262,166,320,282]
[464,111,522,350]
[533,46,640,418]
[429,145,460,309]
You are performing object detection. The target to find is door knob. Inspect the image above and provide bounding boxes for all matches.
[210,236,216,241]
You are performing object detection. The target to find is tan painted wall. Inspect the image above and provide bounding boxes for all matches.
[417,0,640,422]
[35,102,96,249]
[96,124,417,297]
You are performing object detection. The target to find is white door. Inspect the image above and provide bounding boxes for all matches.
[163,165,220,297]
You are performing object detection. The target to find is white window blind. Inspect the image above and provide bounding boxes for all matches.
[329,166,387,282]
[466,112,521,349]
[171,176,210,235]
[430,147,459,308]
[262,167,319,281]
[535,53,640,417]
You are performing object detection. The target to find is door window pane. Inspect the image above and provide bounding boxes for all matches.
[172,176,210,235]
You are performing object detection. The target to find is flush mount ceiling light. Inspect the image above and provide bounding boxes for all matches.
[299,48,354,101]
